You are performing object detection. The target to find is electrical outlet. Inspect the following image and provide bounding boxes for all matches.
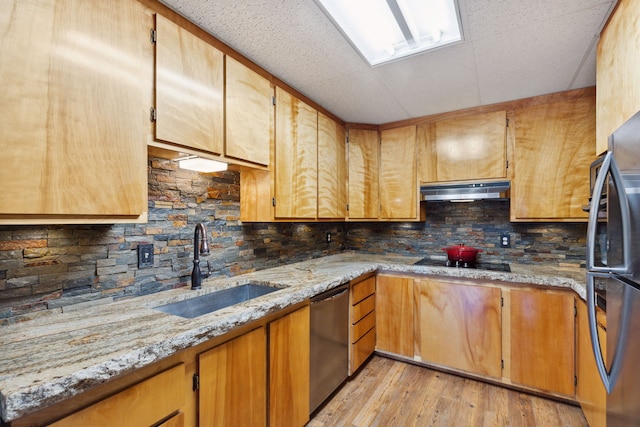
[326,232,331,243]
[138,243,154,268]
[500,233,511,248]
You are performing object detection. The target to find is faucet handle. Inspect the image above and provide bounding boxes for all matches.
[203,260,213,278]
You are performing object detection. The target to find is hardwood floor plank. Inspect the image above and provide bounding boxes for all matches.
[308,356,587,427]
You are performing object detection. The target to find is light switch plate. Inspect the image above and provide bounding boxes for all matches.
[138,243,154,269]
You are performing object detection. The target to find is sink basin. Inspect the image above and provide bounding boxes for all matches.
[154,284,280,318]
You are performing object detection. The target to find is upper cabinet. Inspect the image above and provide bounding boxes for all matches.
[0,0,149,224]
[596,0,640,155]
[154,14,224,155]
[512,94,596,222]
[226,56,273,166]
[274,87,318,219]
[347,129,380,220]
[419,110,507,183]
[318,112,347,219]
[380,126,418,220]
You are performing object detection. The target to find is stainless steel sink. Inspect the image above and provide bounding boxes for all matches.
[154,283,281,318]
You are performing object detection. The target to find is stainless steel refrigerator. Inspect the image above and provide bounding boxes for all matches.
[587,111,640,426]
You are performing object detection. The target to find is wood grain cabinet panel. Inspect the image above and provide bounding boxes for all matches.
[380,126,417,219]
[414,278,502,379]
[50,364,185,427]
[318,112,347,219]
[0,0,148,221]
[596,0,640,155]
[269,305,310,427]
[225,56,273,166]
[155,14,224,155]
[199,327,267,427]
[512,95,596,221]
[509,289,575,396]
[347,129,380,220]
[375,274,413,357]
[275,87,318,219]
[432,110,507,182]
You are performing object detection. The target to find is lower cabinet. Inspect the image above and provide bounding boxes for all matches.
[414,278,502,379]
[50,364,186,427]
[375,274,414,357]
[509,288,575,397]
[349,275,376,374]
[198,327,267,426]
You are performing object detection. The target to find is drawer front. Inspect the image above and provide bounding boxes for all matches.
[352,310,375,343]
[351,276,375,305]
[350,327,376,375]
[351,294,375,324]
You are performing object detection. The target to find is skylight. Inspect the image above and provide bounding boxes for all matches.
[314,0,463,66]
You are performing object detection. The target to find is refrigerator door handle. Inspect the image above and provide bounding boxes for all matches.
[586,152,632,274]
[586,273,632,394]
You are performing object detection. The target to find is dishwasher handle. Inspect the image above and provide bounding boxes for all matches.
[311,284,349,304]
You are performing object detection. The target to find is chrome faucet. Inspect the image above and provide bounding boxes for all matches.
[191,223,211,290]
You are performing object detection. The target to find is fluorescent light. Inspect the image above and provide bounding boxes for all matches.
[178,157,227,173]
[315,0,462,66]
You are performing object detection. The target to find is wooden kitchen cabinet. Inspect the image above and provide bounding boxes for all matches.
[0,0,148,223]
[349,275,376,375]
[154,14,224,155]
[419,110,507,183]
[576,299,607,427]
[269,305,310,427]
[318,112,347,219]
[347,129,380,220]
[274,87,318,219]
[50,364,185,427]
[509,289,575,397]
[380,126,419,220]
[375,274,414,357]
[414,278,502,379]
[226,56,273,166]
[512,94,596,221]
[596,0,640,155]
[199,327,267,427]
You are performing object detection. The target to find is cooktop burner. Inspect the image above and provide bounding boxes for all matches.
[413,258,511,272]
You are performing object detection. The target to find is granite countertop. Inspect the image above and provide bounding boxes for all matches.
[0,252,587,422]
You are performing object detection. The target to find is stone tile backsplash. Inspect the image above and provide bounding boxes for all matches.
[0,157,586,322]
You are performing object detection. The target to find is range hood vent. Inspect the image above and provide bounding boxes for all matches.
[420,181,510,202]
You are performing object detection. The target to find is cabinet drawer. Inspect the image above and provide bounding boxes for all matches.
[351,327,375,374]
[352,276,375,305]
[352,311,375,344]
[351,294,375,324]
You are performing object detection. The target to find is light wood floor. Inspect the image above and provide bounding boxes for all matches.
[307,356,588,427]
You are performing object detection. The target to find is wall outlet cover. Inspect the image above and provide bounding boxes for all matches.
[500,233,511,248]
[138,243,154,268]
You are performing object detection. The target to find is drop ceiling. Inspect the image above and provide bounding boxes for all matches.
[158,0,616,125]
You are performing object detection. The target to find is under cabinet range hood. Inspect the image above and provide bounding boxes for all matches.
[420,181,510,202]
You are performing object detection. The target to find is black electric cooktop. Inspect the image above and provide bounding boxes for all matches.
[413,257,511,273]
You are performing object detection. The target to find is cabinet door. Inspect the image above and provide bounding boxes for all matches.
[199,327,267,427]
[50,364,185,427]
[576,299,607,427]
[414,278,502,379]
[348,129,380,219]
[596,0,640,155]
[513,95,596,221]
[380,126,417,219]
[274,87,318,219]
[510,289,575,396]
[375,275,413,357]
[269,305,310,427]
[226,56,273,166]
[0,0,148,219]
[433,110,507,182]
[318,113,347,219]
[155,14,224,154]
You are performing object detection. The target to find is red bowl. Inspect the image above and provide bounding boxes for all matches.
[442,244,483,263]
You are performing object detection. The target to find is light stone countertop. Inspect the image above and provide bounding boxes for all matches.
[0,252,587,422]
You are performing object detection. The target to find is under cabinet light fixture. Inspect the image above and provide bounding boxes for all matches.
[313,0,463,66]
[177,156,227,173]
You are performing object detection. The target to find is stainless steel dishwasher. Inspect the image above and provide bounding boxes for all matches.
[309,283,349,414]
